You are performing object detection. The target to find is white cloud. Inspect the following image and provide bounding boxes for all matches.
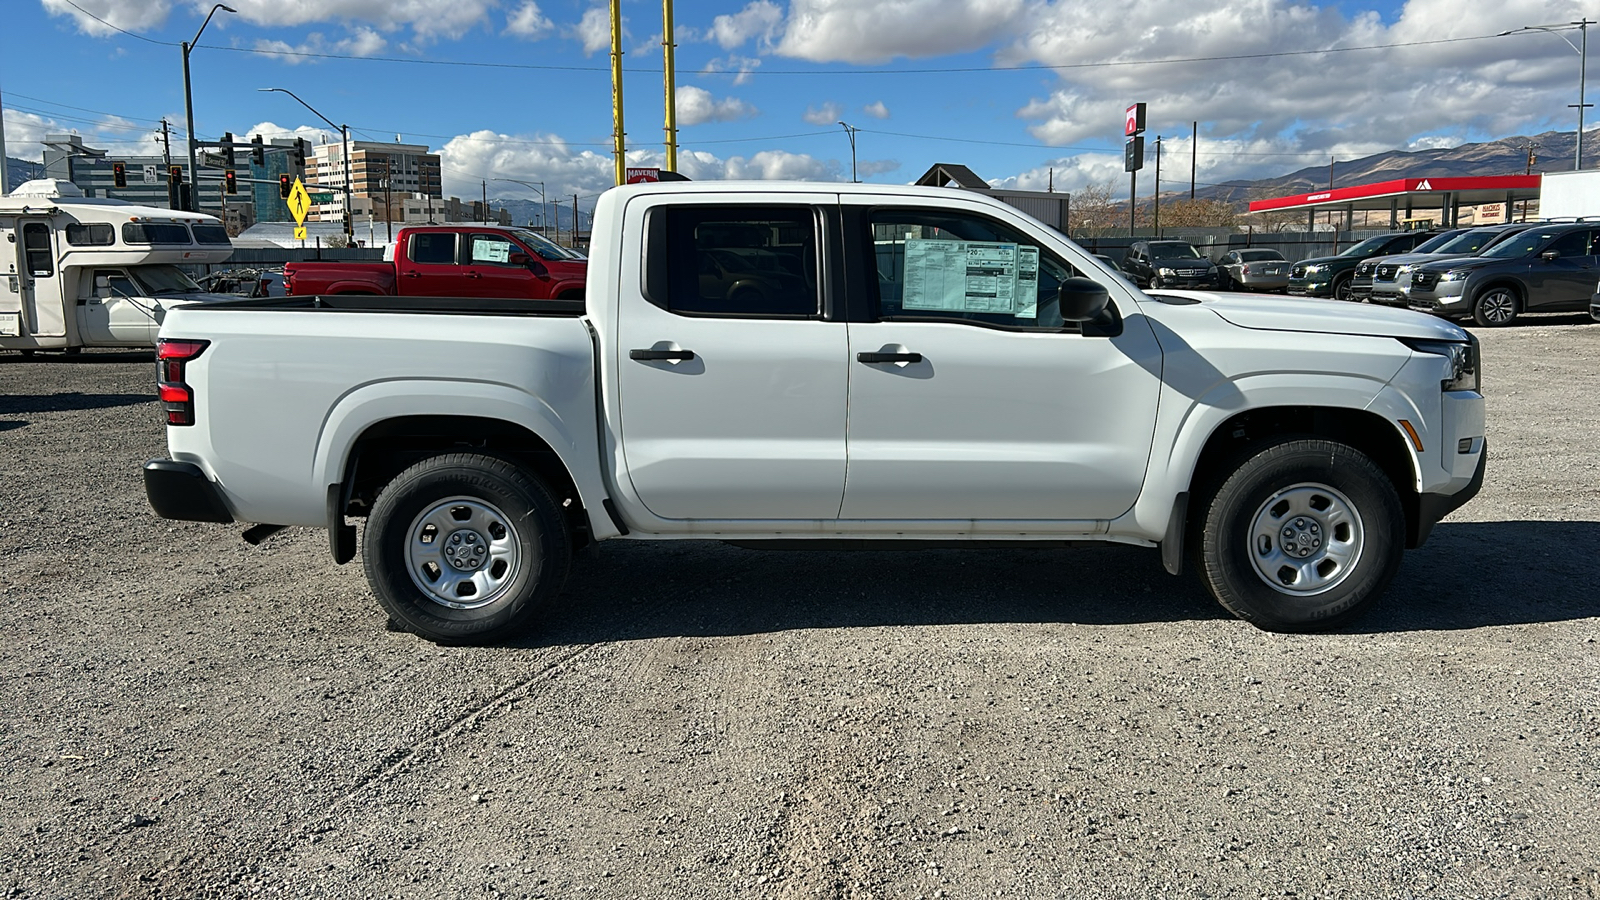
[252,27,388,63]
[222,0,498,42]
[863,101,890,120]
[505,1,553,40]
[776,0,1027,64]
[570,6,621,56]
[40,0,171,36]
[857,159,901,177]
[802,102,842,126]
[701,55,762,85]
[676,87,758,126]
[709,1,783,50]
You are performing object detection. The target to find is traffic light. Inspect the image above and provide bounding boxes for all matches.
[224,169,238,195]
[223,132,235,167]
[167,165,183,209]
[112,161,126,188]
[292,138,308,170]
[279,174,292,199]
[251,134,265,166]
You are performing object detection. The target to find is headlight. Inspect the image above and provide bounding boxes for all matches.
[1439,270,1469,282]
[1397,265,1412,275]
[1158,267,1176,277]
[1302,264,1323,274]
[1402,336,1480,392]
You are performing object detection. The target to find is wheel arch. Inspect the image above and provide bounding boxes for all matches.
[1185,405,1425,549]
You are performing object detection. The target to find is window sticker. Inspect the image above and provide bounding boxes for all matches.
[473,238,510,263]
[902,239,1037,318]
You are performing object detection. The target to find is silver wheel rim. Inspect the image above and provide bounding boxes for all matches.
[1480,290,1515,324]
[1247,482,1364,596]
[403,496,525,610]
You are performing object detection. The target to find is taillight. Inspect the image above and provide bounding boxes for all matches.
[1241,264,1251,275]
[156,338,209,426]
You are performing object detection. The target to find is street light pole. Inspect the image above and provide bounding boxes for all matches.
[492,178,551,243]
[182,4,235,211]
[259,88,353,238]
[1501,20,1594,169]
[838,121,859,183]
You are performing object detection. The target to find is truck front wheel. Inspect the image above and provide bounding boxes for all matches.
[1194,438,1403,632]
[363,453,571,644]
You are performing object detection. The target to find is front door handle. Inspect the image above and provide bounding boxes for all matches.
[857,351,923,364]
[464,271,482,279]
[630,348,695,361]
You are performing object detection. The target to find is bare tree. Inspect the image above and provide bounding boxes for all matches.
[1067,181,1121,236]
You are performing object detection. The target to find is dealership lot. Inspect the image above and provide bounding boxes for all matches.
[1,313,1597,900]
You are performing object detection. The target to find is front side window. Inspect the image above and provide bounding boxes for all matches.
[868,208,1089,330]
[468,233,520,266]
[92,268,139,298]
[1543,230,1592,258]
[409,232,456,265]
[655,206,818,316]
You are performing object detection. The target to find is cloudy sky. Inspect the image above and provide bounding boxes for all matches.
[3,0,1594,210]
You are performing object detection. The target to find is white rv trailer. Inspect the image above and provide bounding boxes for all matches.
[1,179,235,353]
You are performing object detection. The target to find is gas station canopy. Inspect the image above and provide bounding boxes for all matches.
[1247,175,1542,228]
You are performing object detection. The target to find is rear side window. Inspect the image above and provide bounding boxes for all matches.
[122,223,192,244]
[646,206,819,317]
[66,223,115,246]
[190,224,230,245]
[410,232,456,265]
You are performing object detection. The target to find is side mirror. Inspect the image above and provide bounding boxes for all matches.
[1057,276,1111,322]
[94,275,112,297]
[509,252,531,266]
[1540,249,1560,261]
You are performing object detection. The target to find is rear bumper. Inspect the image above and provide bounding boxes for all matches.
[143,459,233,523]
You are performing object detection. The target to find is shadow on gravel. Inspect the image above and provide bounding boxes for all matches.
[518,520,1599,646]
[0,392,155,415]
[1464,312,1596,329]
[0,420,27,432]
[1354,520,1600,632]
[0,350,154,364]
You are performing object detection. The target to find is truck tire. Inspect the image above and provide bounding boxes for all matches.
[1194,438,1403,632]
[1471,286,1519,327]
[363,453,571,644]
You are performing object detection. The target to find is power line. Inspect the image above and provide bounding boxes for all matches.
[56,0,176,45]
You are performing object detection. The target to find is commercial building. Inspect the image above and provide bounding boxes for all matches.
[305,139,442,225]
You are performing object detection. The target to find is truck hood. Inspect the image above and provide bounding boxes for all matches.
[1149,290,1468,340]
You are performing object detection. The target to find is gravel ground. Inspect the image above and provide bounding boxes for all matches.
[1,313,1597,900]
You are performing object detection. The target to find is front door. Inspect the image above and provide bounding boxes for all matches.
[1525,228,1597,311]
[78,268,155,345]
[0,225,22,338]
[840,200,1164,523]
[615,197,848,521]
[464,232,543,298]
[18,221,65,338]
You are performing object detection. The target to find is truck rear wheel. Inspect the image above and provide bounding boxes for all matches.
[363,453,570,644]
[1194,438,1403,632]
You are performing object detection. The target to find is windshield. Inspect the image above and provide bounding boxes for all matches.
[1338,236,1392,257]
[1411,232,1461,253]
[1435,229,1509,255]
[1149,242,1201,259]
[126,264,202,295]
[1481,230,1560,258]
[509,228,585,261]
[1238,250,1284,261]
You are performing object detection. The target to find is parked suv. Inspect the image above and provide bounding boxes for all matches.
[1348,228,1467,302]
[1406,222,1600,325]
[1121,240,1218,289]
[1289,231,1442,301]
[1361,224,1533,307]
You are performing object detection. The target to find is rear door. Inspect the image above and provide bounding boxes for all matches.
[17,221,65,338]
[395,231,470,296]
[614,194,848,521]
[0,222,21,338]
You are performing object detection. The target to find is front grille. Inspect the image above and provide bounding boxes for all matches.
[1176,268,1207,277]
[1412,272,1440,290]
[1291,264,1306,278]
[1356,262,1375,276]
[1375,264,1400,281]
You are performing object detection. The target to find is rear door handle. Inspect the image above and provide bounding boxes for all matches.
[857,351,923,364]
[630,348,695,361]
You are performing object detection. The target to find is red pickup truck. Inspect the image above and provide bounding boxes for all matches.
[284,224,586,300]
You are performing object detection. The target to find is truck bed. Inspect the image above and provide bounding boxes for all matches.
[183,294,588,316]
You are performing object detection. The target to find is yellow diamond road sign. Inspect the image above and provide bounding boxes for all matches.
[285,178,312,225]
[293,226,307,241]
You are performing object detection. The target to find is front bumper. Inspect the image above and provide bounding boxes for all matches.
[144,458,233,523]
[1412,442,1486,547]
[1288,277,1334,297]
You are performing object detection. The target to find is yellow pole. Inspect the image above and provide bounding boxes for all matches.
[610,0,625,186]
[662,0,677,172]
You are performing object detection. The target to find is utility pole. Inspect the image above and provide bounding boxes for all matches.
[0,80,9,196]
[1153,135,1162,238]
[1190,120,1197,200]
[159,119,173,167]
[573,194,579,246]
[662,0,678,172]
[481,179,487,223]
[610,0,625,186]
[1047,167,1053,192]
[1526,142,1540,174]
[382,156,393,243]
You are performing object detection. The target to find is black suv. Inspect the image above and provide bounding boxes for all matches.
[1405,222,1600,326]
[1288,230,1441,301]
[1121,240,1218,289]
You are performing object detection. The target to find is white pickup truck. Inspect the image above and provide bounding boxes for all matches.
[143,181,1485,642]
